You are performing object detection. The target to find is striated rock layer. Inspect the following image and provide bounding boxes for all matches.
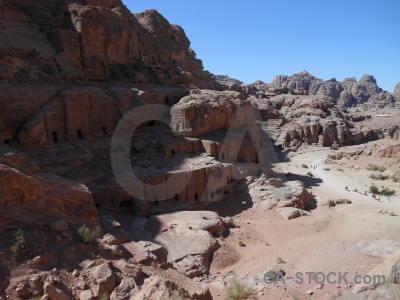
[0,0,219,87]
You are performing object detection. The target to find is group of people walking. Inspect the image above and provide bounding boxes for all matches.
[345,185,383,201]
[310,160,324,169]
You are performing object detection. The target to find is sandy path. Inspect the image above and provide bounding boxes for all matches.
[208,146,400,300]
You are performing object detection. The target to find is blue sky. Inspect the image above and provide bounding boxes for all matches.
[125,1,400,91]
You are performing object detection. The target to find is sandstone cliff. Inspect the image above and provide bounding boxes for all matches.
[0,0,223,150]
[171,90,250,136]
[0,0,220,88]
[251,93,397,150]
[216,70,398,108]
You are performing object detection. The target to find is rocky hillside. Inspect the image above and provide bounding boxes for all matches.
[0,0,220,88]
[244,87,399,151]
[216,70,400,108]
[0,0,223,149]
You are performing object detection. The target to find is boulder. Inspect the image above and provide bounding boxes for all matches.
[110,278,138,300]
[249,174,313,210]
[133,241,168,264]
[277,207,311,220]
[134,276,190,300]
[90,263,116,296]
[114,260,142,280]
[170,90,250,136]
[43,283,69,300]
[153,211,222,278]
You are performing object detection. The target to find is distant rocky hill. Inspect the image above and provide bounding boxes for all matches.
[213,74,243,85]
[216,70,400,108]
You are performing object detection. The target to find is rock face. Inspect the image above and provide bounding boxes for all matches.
[226,70,398,108]
[254,94,364,149]
[248,175,313,214]
[123,211,225,279]
[269,70,316,93]
[0,0,219,88]
[170,89,250,136]
[0,146,98,229]
[153,211,224,278]
[0,0,222,148]
[0,83,188,149]
[328,143,400,160]
[367,144,400,159]
[395,83,400,102]
[252,91,399,150]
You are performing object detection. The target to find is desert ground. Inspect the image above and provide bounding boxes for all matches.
[204,142,400,300]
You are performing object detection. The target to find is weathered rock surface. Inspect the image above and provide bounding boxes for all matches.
[239,70,398,108]
[44,283,70,300]
[6,274,45,299]
[0,0,222,150]
[90,262,116,296]
[123,241,168,265]
[0,146,98,229]
[331,255,400,299]
[248,174,313,214]
[328,143,400,160]
[153,211,223,278]
[124,211,225,278]
[1,83,188,150]
[79,289,94,300]
[277,207,311,220]
[171,89,251,136]
[253,92,398,149]
[394,83,400,102]
[318,198,352,207]
[134,276,190,300]
[110,278,138,300]
[0,1,220,88]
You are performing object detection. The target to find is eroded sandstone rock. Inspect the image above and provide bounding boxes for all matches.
[90,262,116,296]
[248,174,313,214]
[134,276,190,300]
[110,278,138,300]
[171,90,250,136]
[0,147,98,229]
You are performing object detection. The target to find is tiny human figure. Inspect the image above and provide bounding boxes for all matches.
[365,191,367,195]
[355,188,357,192]
[345,185,348,189]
